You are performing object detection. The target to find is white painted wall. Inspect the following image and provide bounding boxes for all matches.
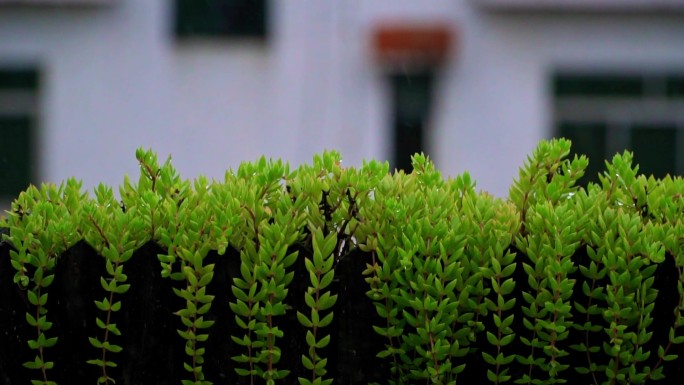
[0,2,174,191]
[0,0,683,197]
[434,9,684,196]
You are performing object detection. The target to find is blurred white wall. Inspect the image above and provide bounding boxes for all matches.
[0,0,683,197]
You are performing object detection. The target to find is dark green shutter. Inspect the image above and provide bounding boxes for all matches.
[175,0,267,39]
[0,116,33,197]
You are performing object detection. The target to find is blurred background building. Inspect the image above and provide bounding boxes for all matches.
[0,0,683,206]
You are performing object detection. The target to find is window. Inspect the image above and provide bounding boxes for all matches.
[0,68,37,201]
[554,73,684,184]
[390,72,435,172]
[372,24,451,173]
[174,0,268,39]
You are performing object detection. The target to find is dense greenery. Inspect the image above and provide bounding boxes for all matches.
[2,139,684,384]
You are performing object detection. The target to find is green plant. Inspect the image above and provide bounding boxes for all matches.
[297,228,337,385]
[363,154,478,385]
[3,140,684,385]
[464,193,519,384]
[509,138,588,235]
[290,150,363,385]
[167,180,216,385]
[228,157,302,384]
[2,180,83,385]
[647,175,684,384]
[158,173,244,385]
[120,148,179,243]
[569,153,672,385]
[515,200,583,385]
[82,184,146,384]
[506,138,587,384]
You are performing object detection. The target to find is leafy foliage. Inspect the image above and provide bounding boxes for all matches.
[2,180,83,385]
[82,183,146,384]
[2,140,684,384]
[227,157,301,384]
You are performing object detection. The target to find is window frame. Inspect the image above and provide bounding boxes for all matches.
[553,72,684,182]
[174,0,268,40]
[0,67,38,204]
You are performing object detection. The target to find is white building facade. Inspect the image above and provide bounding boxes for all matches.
[0,0,683,201]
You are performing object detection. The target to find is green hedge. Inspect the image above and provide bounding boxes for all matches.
[1,138,684,385]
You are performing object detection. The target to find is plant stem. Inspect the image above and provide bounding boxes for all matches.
[100,286,117,384]
[311,267,322,383]
[248,293,255,385]
[190,279,200,383]
[495,274,503,385]
[35,283,49,383]
[647,264,684,383]
[583,279,600,385]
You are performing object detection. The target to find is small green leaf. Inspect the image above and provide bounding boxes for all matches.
[110,301,122,312]
[575,367,590,374]
[183,266,198,287]
[316,334,331,349]
[41,274,55,287]
[486,331,498,346]
[23,356,44,370]
[87,358,104,366]
[304,292,316,309]
[500,279,515,296]
[319,293,337,311]
[104,342,123,353]
[89,337,103,349]
[320,270,334,290]
[95,298,109,312]
[101,277,112,292]
[26,312,38,327]
[305,330,316,347]
[198,271,214,287]
[197,302,212,315]
[42,335,58,348]
[297,312,313,328]
[114,284,131,295]
[482,352,499,367]
[486,369,498,383]
[234,367,252,376]
[500,333,515,346]
[318,312,334,328]
[107,323,122,336]
[27,290,39,306]
[302,355,315,370]
[230,300,250,317]
[27,339,39,350]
